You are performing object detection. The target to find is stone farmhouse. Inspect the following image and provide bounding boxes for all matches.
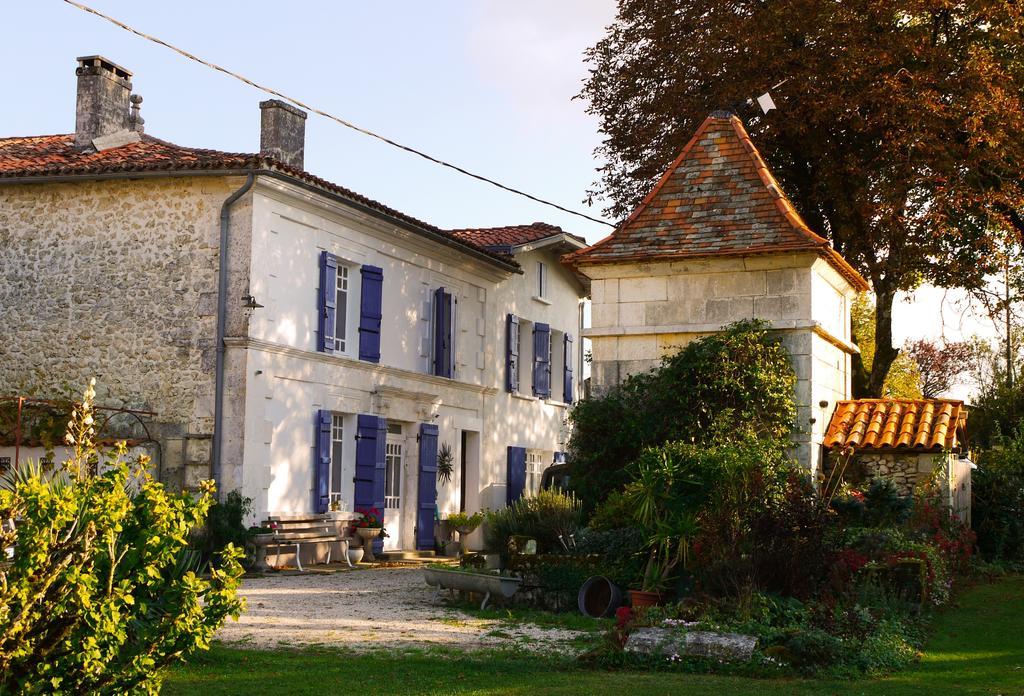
[0,56,587,550]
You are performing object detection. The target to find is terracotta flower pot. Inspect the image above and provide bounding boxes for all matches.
[628,589,665,609]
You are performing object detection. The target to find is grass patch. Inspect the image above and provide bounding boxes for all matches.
[163,575,1024,695]
[451,603,612,633]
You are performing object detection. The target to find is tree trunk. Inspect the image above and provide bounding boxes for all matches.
[853,284,900,398]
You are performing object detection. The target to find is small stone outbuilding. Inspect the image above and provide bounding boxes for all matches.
[564,111,870,475]
[824,399,972,523]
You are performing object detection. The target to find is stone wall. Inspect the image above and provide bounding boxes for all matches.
[582,253,858,474]
[0,175,252,490]
[843,452,938,496]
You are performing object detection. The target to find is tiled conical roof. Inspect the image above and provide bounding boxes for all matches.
[565,112,868,291]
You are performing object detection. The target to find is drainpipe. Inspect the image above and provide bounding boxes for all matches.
[212,173,255,497]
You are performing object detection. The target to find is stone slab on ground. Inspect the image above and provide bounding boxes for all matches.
[624,627,757,661]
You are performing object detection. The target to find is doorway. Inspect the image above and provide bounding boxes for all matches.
[383,422,404,551]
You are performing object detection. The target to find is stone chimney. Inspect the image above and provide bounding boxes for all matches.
[259,99,307,169]
[75,55,133,148]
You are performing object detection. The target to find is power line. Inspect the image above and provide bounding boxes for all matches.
[61,0,615,228]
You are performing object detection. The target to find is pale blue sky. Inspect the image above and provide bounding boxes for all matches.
[1,1,1000,395]
[1,0,617,239]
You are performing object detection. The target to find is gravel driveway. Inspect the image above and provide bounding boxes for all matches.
[217,565,588,653]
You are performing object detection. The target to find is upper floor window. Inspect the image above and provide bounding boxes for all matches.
[334,265,350,353]
[318,253,382,363]
[537,261,547,299]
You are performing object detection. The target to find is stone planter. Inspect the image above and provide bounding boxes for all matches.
[356,528,383,562]
[347,546,364,565]
[423,567,522,609]
[251,533,276,572]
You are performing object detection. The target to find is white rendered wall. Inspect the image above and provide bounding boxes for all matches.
[235,180,584,535]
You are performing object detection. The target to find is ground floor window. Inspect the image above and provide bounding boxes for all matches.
[526,450,546,496]
[385,430,403,509]
[330,414,345,507]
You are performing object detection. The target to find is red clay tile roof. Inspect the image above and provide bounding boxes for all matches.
[824,399,967,452]
[564,113,869,291]
[448,222,585,249]
[0,133,518,270]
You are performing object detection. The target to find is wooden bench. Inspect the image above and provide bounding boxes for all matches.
[259,515,354,571]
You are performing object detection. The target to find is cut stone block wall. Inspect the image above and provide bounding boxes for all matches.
[582,253,858,474]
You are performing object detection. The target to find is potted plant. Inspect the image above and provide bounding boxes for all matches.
[623,447,701,608]
[444,510,484,555]
[324,498,348,520]
[352,507,385,562]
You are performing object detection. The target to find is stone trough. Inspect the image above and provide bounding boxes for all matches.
[423,567,522,610]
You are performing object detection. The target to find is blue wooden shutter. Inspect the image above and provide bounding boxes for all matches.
[314,410,332,513]
[433,287,454,378]
[533,323,551,398]
[318,251,337,353]
[358,265,383,363]
[355,414,387,554]
[506,446,527,506]
[416,423,439,551]
[506,314,520,393]
[563,333,574,404]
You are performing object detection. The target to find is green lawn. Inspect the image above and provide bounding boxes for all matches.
[163,574,1024,695]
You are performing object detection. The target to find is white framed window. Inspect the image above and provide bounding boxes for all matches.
[537,261,547,299]
[385,424,403,509]
[330,414,345,507]
[334,265,350,352]
[526,450,545,496]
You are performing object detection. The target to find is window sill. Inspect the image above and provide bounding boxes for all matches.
[531,295,552,306]
[544,399,570,409]
[511,392,536,402]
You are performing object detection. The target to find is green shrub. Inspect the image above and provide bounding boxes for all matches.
[974,432,1024,562]
[192,489,253,568]
[782,628,846,674]
[567,320,797,511]
[0,381,244,695]
[484,489,583,559]
[857,619,920,674]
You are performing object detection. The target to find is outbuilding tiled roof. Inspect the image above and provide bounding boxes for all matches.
[0,133,518,270]
[564,112,869,291]
[448,222,585,250]
[824,399,967,452]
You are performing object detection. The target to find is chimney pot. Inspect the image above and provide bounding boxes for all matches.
[260,99,307,170]
[75,55,133,148]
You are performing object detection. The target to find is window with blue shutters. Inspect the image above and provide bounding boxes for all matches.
[358,265,383,363]
[433,287,456,378]
[563,333,574,404]
[318,251,361,356]
[532,323,551,398]
[314,410,332,513]
[416,423,439,551]
[506,314,519,393]
[506,446,527,506]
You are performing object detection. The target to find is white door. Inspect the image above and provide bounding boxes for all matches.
[383,425,404,551]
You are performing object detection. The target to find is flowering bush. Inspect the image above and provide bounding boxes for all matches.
[0,381,244,694]
[352,507,384,529]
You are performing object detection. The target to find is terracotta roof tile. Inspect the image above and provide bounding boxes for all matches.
[448,222,585,250]
[564,113,869,291]
[824,399,967,452]
[0,133,518,270]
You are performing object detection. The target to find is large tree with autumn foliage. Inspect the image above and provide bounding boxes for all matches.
[580,0,1024,397]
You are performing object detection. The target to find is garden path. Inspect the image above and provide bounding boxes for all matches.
[216,565,586,653]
